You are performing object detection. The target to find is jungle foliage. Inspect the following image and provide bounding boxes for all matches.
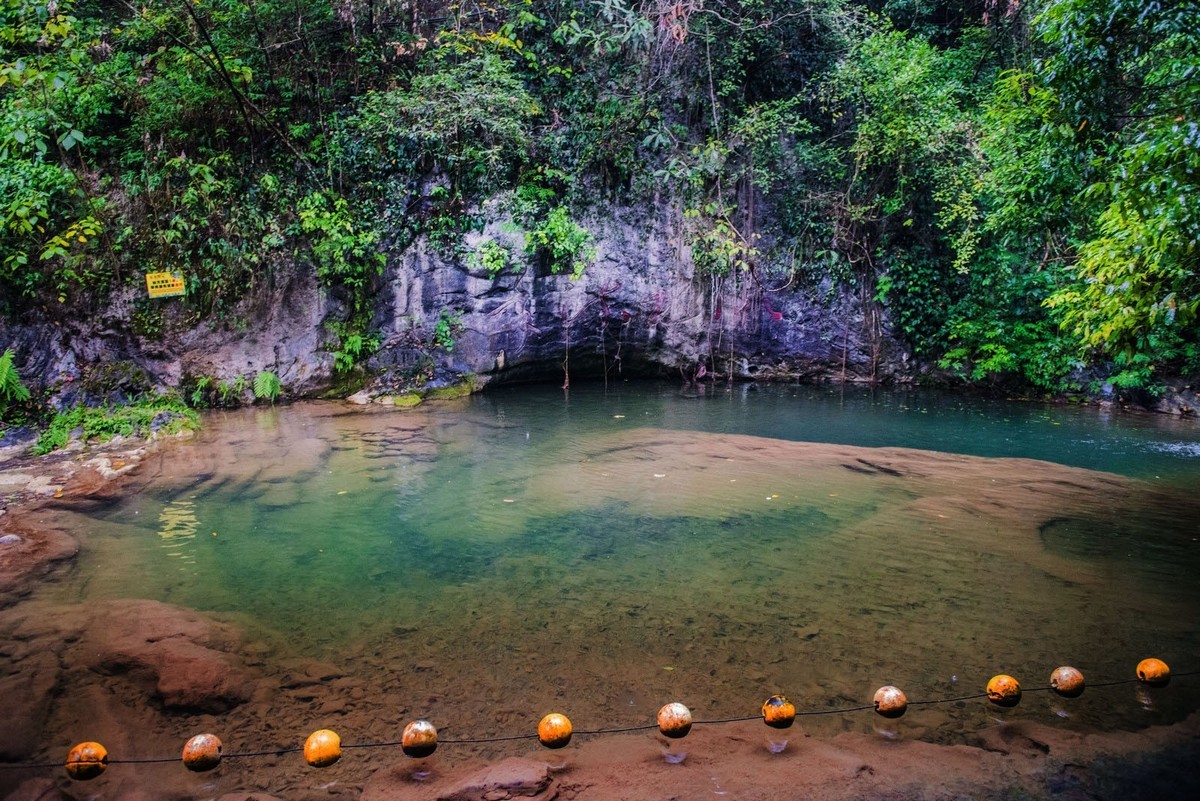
[2,0,1197,393]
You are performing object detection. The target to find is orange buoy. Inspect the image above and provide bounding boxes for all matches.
[401,720,438,758]
[1049,666,1085,698]
[304,729,341,767]
[986,674,1022,707]
[761,695,796,729]
[182,733,223,772]
[873,685,908,718]
[537,713,573,749]
[65,742,108,781]
[657,702,692,739]
[1136,658,1171,686]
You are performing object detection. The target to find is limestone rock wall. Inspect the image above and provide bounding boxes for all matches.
[1,201,911,404]
[370,202,908,391]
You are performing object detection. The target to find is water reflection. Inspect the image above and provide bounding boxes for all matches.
[157,499,199,564]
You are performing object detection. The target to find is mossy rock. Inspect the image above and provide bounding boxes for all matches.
[423,378,478,400]
[84,360,153,399]
[392,393,424,408]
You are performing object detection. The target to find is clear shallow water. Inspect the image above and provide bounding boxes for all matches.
[27,382,1200,769]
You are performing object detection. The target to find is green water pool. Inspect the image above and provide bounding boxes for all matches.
[33,383,1200,750]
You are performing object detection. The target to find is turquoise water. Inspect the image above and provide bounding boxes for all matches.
[497,382,1200,482]
[34,382,1200,756]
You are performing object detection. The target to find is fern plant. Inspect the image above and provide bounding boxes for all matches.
[253,370,282,403]
[189,375,213,407]
[1,348,31,420]
[216,375,247,406]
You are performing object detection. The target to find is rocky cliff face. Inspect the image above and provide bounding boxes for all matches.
[1,266,331,405]
[369,202,911,392]
[1,201,912,405]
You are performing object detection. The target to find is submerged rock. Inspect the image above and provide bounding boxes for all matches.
[0,652,59,761]
[0,524,77,608]
[0,778,69,801]
[361,757,555,801]
[77,599,254,712]
[439,758,554,801]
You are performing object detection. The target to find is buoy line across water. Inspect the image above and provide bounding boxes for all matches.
[0,659,1186,781]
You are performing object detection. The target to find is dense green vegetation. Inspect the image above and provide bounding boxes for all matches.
[32,394,199,454]
[2,0,1197,400]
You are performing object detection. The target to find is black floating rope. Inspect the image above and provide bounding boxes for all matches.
[222,747,305,760]
[797,704,877,716]
[342,740,403,750]
[693,714,762,725]
[440,733,540,744]
[575,723,661,736]
[3,669,1193,773]
[907,692,989,706]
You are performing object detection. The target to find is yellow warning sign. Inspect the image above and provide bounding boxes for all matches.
[146,271,185,298]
